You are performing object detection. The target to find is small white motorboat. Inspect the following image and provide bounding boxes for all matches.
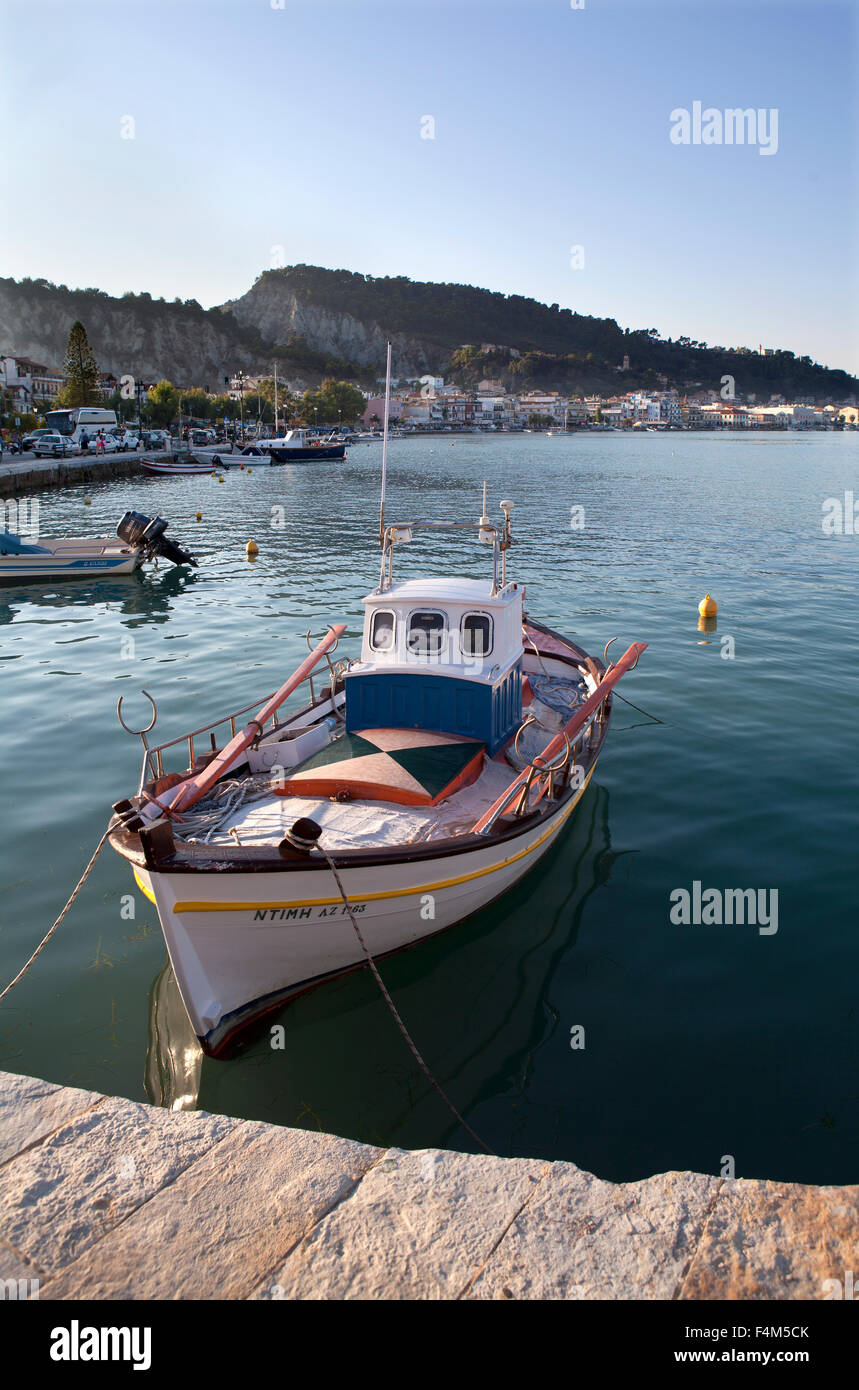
[0,511,197,582]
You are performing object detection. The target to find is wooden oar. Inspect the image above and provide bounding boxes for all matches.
[142,624,347,819]
[472,640,647,834]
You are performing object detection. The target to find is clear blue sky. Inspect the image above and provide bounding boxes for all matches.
[2,0,857,372]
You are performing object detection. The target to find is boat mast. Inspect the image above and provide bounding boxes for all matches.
[274,361,279,436]
[378,340,392,545]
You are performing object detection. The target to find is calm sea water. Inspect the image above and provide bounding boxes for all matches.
[1,432,856,1184]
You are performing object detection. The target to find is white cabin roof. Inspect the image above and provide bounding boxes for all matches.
[364,577,518,607]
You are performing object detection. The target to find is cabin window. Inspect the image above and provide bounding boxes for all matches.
[461,613,493,657]
[370,609,396,652]
[408,610,447,656]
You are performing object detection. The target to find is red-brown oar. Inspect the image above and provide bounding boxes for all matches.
[472,640,647,834]
[143,624,347,819]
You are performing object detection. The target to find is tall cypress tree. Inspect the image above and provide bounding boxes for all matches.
[60,321,101,407]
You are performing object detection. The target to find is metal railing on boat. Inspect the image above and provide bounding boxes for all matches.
[133,658,350,792]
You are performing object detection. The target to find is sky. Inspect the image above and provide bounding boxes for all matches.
[1,0,857,373]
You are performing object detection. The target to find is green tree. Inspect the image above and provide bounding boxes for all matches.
[208,394,234,422]
[58,320,101,407]
[298,378,366,426]
[178,388,212,420]
[145,379,180,427]
[253,377,300,427]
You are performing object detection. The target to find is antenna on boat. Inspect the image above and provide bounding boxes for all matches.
[378,340,392,545]
[478,479,493,543]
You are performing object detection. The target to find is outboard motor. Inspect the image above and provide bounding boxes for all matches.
[116,511,198,568]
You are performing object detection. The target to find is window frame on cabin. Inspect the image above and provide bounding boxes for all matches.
[460,611,494,658]
[406,608,448,659]
[369,607,397,653]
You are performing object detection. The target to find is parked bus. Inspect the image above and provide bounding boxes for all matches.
[44,407,119,442]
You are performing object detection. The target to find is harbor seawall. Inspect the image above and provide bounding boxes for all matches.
[0,453,146,497]
[0,1069,854,1300]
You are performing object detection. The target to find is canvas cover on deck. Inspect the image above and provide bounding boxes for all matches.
[273,727,486,806]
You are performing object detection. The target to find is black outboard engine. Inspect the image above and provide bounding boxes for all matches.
[116,511,198,568]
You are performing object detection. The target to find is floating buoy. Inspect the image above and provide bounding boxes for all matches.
[240,463,245,470]
[84,496,92,506]
[246,539,258,558]
[698,593,718,618]
[698,614,717,635]
[195,511,202,521]
[218,475,224,483]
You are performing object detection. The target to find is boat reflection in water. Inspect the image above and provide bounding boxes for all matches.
[143,783,619,1153]
[0,565,200,628]
[145,961,204,1111]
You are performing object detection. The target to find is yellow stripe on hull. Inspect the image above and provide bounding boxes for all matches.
[167,764,596,914]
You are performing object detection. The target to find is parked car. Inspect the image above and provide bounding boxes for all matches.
[109,429,140,452]
[33,433,80,458]
[87,432,119,453]
[22,429,55,451]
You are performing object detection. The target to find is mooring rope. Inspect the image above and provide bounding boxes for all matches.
[0,827,111,1006]
[319,845,494,1155]
[612,691,665,724]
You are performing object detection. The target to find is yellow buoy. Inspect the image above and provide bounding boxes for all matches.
[246,539,258,557]
[218,475,224,483]
[698,593,718,618]
[247,467,252,474]
[195,511,202,521]
[84,496,92,506]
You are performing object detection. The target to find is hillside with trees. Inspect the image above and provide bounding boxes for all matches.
[1,268,854,404]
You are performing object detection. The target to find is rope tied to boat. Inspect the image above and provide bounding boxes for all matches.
[0,826,111,1007]
[319,845,494,1156]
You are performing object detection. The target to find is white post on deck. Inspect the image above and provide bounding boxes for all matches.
[379,340,392,545]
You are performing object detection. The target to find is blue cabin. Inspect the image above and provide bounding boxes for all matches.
[345,576,524,756]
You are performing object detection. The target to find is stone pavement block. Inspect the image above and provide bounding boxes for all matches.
[466,1164,720,1300]
[45,1121,383,1301]
[251,1147,549,1301]
[0,1072,102,1166]
[0,1094,237,1276]
[678,1179,859,1301]
[0,1236,43,1295]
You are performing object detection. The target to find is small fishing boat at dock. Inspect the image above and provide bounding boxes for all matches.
[108,493,645,1057]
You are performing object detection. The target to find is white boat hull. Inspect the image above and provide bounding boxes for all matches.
[0,536,143,581]
[141,457,224,475]
[134,767,594,1055]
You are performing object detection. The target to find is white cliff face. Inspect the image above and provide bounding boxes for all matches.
[220,279,436,378]
[0,281,266,385]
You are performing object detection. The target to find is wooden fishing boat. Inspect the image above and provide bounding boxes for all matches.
[108,496,645,1058]
[141,454,224,476]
